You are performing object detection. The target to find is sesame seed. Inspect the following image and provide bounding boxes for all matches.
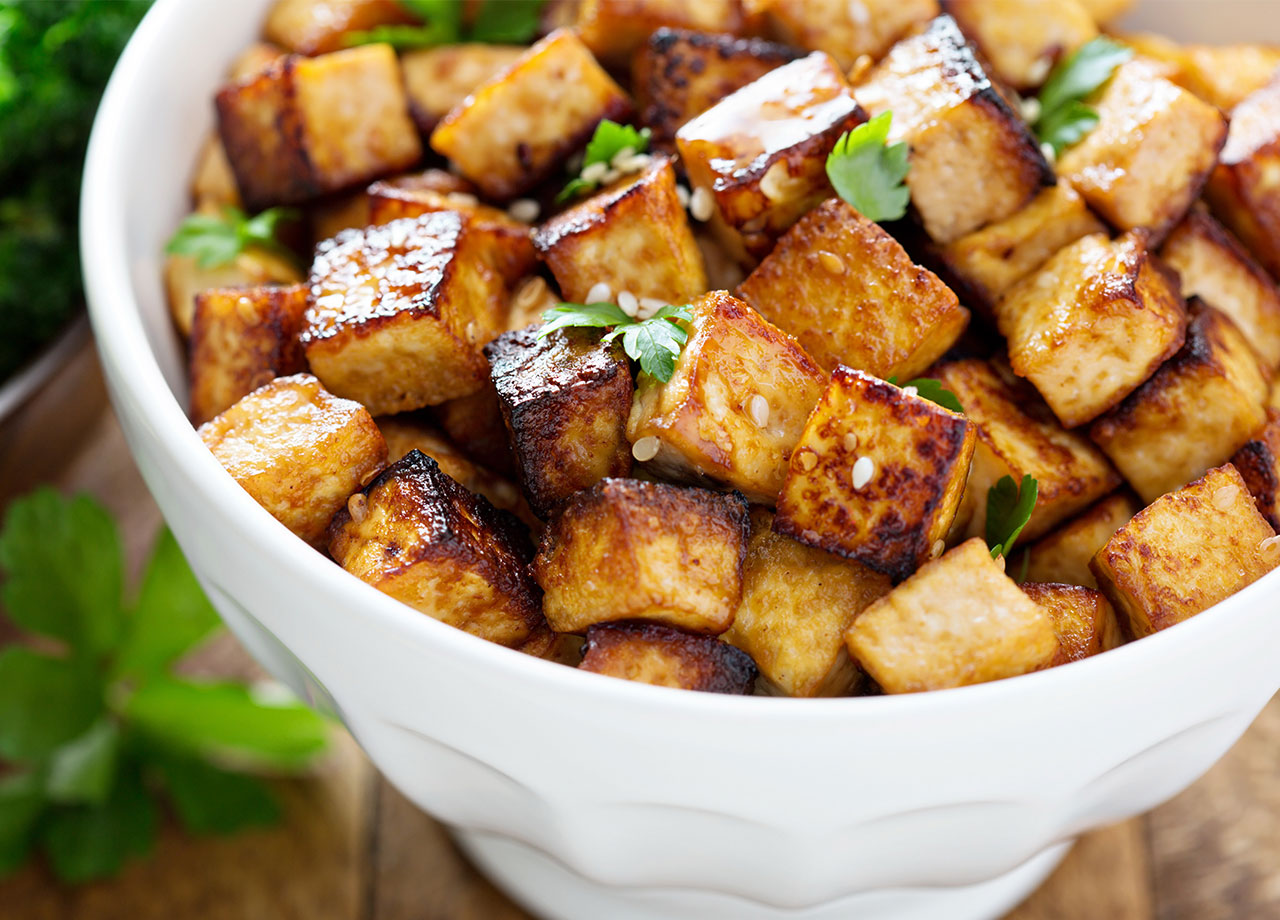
[852,455,875,490]
[514,276,547,310]
[931,539,945,558]
[690,186,715,221]
[610,146,636,168]
[1040,142,1057,165]
[601,168,622,185]
[620,153,653,173]
[746,394,770,428]
[994,553,1007,572]
[818,250,846,275]
[586,282,612,304]
[581,162,608,184]
[1260,535,1280,558]
[903,385,919,398]
[638,297,667,318]
[507,198,540,223]
[360,468,380,486]
[617,290,639,316]
[842,432,859,452]
[632,435,661,462]
[1019,97,1041,124]
[759,161,794,202]
[675,184,691,208]
[1213,485,1239,511]
[347,493,368,524]
[449,192,480,208]
[798,449,818,471]
[848,54,873,84]
[465,320,478,342]
[1027,55,1053,86]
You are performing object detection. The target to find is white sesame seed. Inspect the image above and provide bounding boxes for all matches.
[1213,485,1239,511]
[842,432,859,452]
[760,160,802,202]
[675,184,691,208]
[586,282,612,304]
[1019,97,1041,124]
[360,468,380,487]
[347,493,368,524]
[903,385,919,398]
[746,394,770,428]
[1260,535,1280,558]
[931,539,945,559]
[581,162,608,183]
[994,553,1007,572]
[818,250,846,275]
[852,455,875,490]
[798,449,818,471]
[507,198,540,223]
[1040,142,1057,165]
[449,192,480,208]
[514,276,548,310]
[639,296,667,314]
[690,186,715,221]
[632,435,661,462]
[1027,55,1053,86]
[610,146,636,168]
[617,290,639,316]
[619,153,653,173]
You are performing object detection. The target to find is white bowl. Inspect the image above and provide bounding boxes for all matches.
[82,3,1280,918]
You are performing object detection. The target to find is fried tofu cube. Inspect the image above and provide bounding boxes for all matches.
[1160,209,1280,374]
[301,212,507,414]
[163,245,303,338]
[216,45,423,211]
[1057,60,1226,238]
[676,52,867,264]
[432,384,518,476]
[401,44,525,134]
[579,622,757,694]
[1273,378,1280,411]
[845,537,1059,693]
[1090,303,1269,503]
[724,508,891,697]
[1231,409,1280,531]
[941,0,1097,92]
[263,0,414,55]
[1206,78,1280,280]
[191,135,241,211]
[533,159,706,305]
[486,326,634,518]
[933,359,1121,543]
[852,16,1053,244]
[430,30,632,201]
[199,373,388,547]
[329,450,544,647]
[763,0,939,69]
[575,0,753,68]
[994,231,1188,428]
[1021,490,1140,589]
[627,291,828,503]
[633,28,801,149]
[775,367,976,580]
[1021,582,1123,664]
[1091,464,1280,637]
[309,191,371,248]
[736,198,969,378]
[1179,44,1280,112]
[532,479,750,634]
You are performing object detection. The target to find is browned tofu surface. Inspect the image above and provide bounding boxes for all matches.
[576,0,753,67]
[486,326,634,518]
[845,538,1059,693]
[1206,77,1280,280]
[775,367,976,581]
[309,191,372,248]
[579,622,757,694]
[329,450,544,647]
[627,291,828,503]
[1058,59,1226,239]
[433,382,518,476]
[764,0,939,69]
[1179,44,1280,111]
[1090,303,1269,503]
[401,44,525,134]
[852,15,1052,244]
[302,212,507,414]
[1091,464,1280,637]
[533,158,706,305]
[995,231,1187,428]
[191,135,241,211]
[1020,490,1140,589]
[736,198,969,379]
[189,284,309,425]
[430,30,633,201]
[199,373,387,547]
[724,507,891,697]
[263,0,414,55]
[942,0,1097,91]
[676,52,867,264]
[164,245,302,338]
[532,479,749,634]
[1231,408,1280,530]
[216,46,423,211]
[1021,582,1122,664]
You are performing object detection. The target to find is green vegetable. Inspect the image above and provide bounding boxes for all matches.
[985,474,1039,560]
[887,377,964,414]
[347,0,545,49]
[0,0,152,381]
[0,488,330,884]
[824,111,911,223]
[558,120,652,203]
[165,206,297,270]
[539,302,692,383]
[1033,37,1132,156]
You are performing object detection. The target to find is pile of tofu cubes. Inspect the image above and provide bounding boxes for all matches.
[174,0,1280,696]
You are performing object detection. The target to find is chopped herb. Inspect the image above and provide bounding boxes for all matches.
[1033,37,1132,156]
[165,206,297,270]
[346,0,544,49]
[824,111,911,223]
[557,120,652,203]
[539,302,692,382]
[888,376,964,414]
[985,474,1039,560]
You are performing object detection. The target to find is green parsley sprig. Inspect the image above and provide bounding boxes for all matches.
[888,377,964,414]
[347,0,545,49]
[0,490,329,884]
[986,474,1039,560]
[825,111,910,223]
[557,120,652,203]
[539,302,692,382]
[1032,37,1132,156]
[165,206,297,270]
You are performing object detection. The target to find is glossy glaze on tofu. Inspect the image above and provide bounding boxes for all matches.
[580,622,758,694]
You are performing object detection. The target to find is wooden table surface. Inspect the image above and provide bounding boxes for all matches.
[2,348,1276,920]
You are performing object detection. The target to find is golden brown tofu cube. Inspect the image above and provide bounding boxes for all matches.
[163,245,303,338]
[775,367,976,581]
[1160,209,1280,374]
[430,30,632,201]
[1179,44,1280,112]
[189,284,309,425]
[199,373,388,547]
[942,0,1097,92]
[1021,582,1123,664]
[763,0,939,69]
[579,622,757,694]
[486,326,634,518]
[576,0,753,68]
[627,291,828,503]
[1091,464,1280,637]
[329,450,544,647]
[1020,490,1140,589]
[845,538,1059,693]
[263,0,414,55]
[191,135,241,211]
[1231,409,1280,531]
[1206,78,1280,280]
[1091,303,1269,503]
[676,52,867,264]
[724,508,891,697]
[852,16,1053,244]
[433,382,518,476]
[736,198,969,379]
[401,44,526,135]
[216,45,423,211]
[230,42,289,82]
[532,478,750,634]
[633,28,801,150]
[994,231,1187,428]
[1057,60,1226,239]
[933,359,1121,543]
[302,212,507,415]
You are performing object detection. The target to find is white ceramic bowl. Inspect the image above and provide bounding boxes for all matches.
[82,3,1280,918]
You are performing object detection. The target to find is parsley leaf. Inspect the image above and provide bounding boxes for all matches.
[1033,37,1132,156]
[39,766,157,885]
[825,111,911,223]
[889,377,964,414]
[539,301,632,336]
[165,206,297,270]
[0,773,46,876]
[557,120,652,202]
[46,719,122,807]
[538,302,692,383]
[469,0,545,42]
[157,757,280,836]
[347,0,544,49]
[986,474,1039,560]
[0,648,102,761]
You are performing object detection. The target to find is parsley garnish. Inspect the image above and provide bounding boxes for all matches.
[0,489,329,883]
[985,474,1039,560]
[1033,37,1132,156]
[165,206,297,270]
[557,120,652,203]
[888,377,964,414]
[347,0,545,49]
[824,111,910,223]
[538,302,692,382]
